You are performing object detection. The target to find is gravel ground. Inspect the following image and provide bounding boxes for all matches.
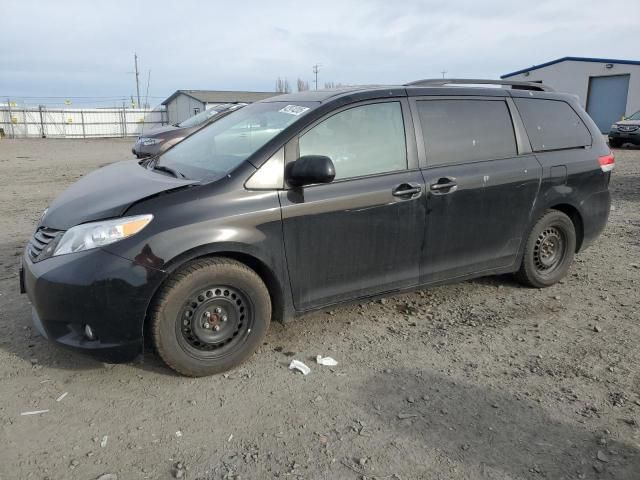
[0,138,639,480]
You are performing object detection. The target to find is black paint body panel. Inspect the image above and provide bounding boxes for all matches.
[42,160,197,230]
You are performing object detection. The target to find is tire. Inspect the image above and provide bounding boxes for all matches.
[609,139,622,148]
[515,210,576,288]
[150,257,271,376]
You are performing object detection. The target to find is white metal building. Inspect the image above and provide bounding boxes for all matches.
[162,90,279,124]
[501,57,640,132]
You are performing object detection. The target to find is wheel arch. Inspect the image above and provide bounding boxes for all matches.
[142,244,288,345]
[548,203,584,252]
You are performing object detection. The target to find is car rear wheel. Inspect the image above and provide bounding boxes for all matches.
[515,210,576,288]
[150,257,271,376]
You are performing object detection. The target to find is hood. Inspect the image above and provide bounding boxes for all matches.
[140,124,180,136]
[616,119,640,127]
[43,160,198,230]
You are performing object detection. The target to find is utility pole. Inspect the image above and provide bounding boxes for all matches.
[441,70,447,79]
[312,64,321,90]
[144,70,151,109]
[134,53,141,108]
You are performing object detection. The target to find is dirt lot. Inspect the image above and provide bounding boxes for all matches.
[0,138,639,480]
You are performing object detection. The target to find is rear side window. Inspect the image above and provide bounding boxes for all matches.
[416,100,517,166]
[514,98,591,151]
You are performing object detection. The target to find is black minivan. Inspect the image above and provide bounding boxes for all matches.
[20,80,613,376]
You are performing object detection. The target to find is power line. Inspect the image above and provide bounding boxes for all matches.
[0,95,160,99]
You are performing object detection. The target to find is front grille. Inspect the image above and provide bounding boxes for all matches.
[618,125,639,132]
[28,227,61,261]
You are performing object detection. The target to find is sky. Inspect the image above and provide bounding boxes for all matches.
[1,0,639,107]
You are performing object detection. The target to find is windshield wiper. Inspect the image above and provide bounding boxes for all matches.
[153,164,186,179]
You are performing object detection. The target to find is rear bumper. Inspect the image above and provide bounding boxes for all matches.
[21,247,166,363]
[132,145,155,158]
[580,189,611,251]
[132,141,168,158]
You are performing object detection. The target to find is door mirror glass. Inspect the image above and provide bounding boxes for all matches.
[285,155,335,187]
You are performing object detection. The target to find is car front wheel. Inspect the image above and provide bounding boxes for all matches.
[150,257,271,376]
[516,210,576,288]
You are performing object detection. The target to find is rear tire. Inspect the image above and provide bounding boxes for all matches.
[516,210,576,288]
[150,257,271,376]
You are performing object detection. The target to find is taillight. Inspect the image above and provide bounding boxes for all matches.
[599,152,615,173]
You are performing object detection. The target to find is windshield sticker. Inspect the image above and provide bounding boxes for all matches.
[279,105,310,116]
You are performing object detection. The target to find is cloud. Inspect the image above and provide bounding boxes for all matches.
[0,0,638,105]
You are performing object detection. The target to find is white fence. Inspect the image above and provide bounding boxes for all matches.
[0,105,168,138]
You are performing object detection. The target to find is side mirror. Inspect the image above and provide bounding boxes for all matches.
[285,155,335,187]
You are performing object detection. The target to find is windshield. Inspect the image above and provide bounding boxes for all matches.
[158,101,316,181]
[177,104,235,128]
[626,110,640,121]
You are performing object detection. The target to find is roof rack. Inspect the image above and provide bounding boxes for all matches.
[405,78,554,92]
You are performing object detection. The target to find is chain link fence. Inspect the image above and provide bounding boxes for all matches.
[0,104,167,139]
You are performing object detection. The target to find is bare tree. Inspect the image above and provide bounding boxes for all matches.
[324,81,336,89]
[275,77,284,93]
[275,77,291,93]
[297,78,309,92]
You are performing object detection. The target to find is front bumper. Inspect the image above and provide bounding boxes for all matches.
[608,130,640,145]
[21,247,166,362]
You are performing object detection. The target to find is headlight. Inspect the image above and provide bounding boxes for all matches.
[53,214,153,256]
[610,124,618,130]
[139,137,163,146]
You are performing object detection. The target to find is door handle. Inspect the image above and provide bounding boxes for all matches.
[430,177,458,194]
[392,183,422,198]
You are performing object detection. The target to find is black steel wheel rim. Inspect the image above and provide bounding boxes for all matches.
[177,286,254,358]
[533,226,566,275]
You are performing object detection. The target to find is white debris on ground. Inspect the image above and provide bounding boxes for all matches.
[288,359,311,375]
[316,355,338,366]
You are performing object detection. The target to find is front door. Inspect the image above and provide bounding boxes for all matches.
[279,100,426,311]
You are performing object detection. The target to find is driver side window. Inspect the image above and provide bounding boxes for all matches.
[299,102,407,180]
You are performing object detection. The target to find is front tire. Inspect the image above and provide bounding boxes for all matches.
[150,257,271,376]
[516,210,576,288]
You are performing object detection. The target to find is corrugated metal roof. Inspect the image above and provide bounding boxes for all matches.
[501,56,640,79]
[162,90,280,105]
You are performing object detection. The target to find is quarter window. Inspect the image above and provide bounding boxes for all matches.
[513,98,591,151]
[416,99,517,166]
[299,102,407,180]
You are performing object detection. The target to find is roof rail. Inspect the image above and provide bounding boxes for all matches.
[405,78,554,92]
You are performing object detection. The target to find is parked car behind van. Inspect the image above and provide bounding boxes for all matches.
[21,80,613,376]
[608,109,640,148]
[132,103,246,158]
